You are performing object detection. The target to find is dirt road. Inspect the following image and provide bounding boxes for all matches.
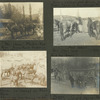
[54,31,100,45]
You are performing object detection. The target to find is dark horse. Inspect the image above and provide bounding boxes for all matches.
[59,17,83,41]
[24,22,36,35]
[70,22,80,36]
[88,18,100,39]
[7,23,24,39]
[59,20,81,40]
[70,17,83,36]
[55,19,60,31]
[76,75,86,88]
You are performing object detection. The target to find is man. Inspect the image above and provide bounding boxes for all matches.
[54,68,58,80]
[59,22,64,41]
[69,73,74,88]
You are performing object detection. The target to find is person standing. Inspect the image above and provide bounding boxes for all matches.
[69,73,74,88]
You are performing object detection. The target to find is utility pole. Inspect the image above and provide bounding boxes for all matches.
[8,3,12,19]
[29,4,32,21]
[23,5,25,22]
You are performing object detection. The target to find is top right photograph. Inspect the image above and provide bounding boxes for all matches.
[53,8,100,46]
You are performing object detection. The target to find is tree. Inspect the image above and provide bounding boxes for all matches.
[22,5,25,21]
[0,6,4,18]
[1,3,23,23]
[2,3,12,19]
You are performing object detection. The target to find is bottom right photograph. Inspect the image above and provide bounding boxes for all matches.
[51,57,99,94]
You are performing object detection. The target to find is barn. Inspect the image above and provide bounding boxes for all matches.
[0,19,14,34]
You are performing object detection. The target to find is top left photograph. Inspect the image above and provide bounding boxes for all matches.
[0,2,43,40]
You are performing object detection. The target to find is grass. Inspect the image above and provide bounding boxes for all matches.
[0,31,43,40]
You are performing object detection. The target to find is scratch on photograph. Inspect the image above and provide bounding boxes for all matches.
[0,2,43,40]
[51,57,99,94]
[54,8,100,45]
[0,51,47,88]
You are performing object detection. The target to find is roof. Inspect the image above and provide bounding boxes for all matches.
[0,19,14,23]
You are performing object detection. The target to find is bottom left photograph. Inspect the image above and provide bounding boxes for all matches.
[0,51,47,88]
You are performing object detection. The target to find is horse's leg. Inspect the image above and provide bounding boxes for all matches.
[31,76,35,84]
[10,79,13,86]
[24,28,27,35]
[96,27,100,39]
[93,29,98,39]
[15,78,19,87]
[27,32,29,35]
[20,31,23,36]
[16,32,17,37]
[70,30,73,37]
[33,29,34,34]
[58,26,59,31]
[25,31,27,35]
[11,32,14,39]
[23,76,26,83]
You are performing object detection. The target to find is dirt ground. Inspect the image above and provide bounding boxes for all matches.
[51,76,99,94]
[1,78,46,88]
[53,31,100,45]
[0,30,43,40]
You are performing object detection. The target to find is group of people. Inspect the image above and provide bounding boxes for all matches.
[53,68,98,89]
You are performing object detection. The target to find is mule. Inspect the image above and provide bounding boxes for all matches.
[88,18,100,39]
[7,23,24,39]
[24,23,36,35]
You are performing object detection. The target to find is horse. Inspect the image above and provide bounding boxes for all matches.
[7,23,24,39]
[84,76,96,88]
[53,68,59,80]
[54,19,60,31]
[59,22,64,40]
[9,68,23,87]
[35,73,46,86]
[1,69,11,79]
[59,20,72,40]
[70,18,83,36]
[70,22,79,36]
[88,18,100,39]
[59,18,83,40]
[10,70,19,87]
[63,20,72,34]
[23,68,36,84]
[24,22,36,35]
[1,71,7,80]
[76,75,85,88]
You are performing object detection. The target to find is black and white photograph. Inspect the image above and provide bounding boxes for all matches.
[53,8,100,45]
[51,57,99,94]
[0,2,43,40]
[0,51,47,87]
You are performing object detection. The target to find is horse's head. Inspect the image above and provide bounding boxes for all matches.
[88,17,92,23]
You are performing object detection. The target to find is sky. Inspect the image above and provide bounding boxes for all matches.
[52,57,99,63]
[54,8,100,18]
[0,51,46,69]
[0,2,43,15]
